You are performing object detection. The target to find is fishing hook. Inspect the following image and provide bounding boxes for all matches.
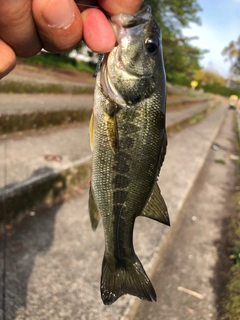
[1,137,7,320]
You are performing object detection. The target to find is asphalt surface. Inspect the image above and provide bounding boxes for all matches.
[0,102,232,319]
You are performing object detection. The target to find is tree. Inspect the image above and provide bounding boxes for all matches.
[144,0,205,82]
[162,36,206,83]
[222,36,240,86]
[234,54,240,75]
[194,69,225,86]
[145,0,201,34]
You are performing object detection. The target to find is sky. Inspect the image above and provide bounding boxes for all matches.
[182,0,240,78]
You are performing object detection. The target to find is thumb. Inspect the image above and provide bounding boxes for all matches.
[0,40,16,79]
[32,0,83,52]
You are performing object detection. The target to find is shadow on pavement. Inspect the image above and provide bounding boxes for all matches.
[0,166,54,193]
[0,175,63,319]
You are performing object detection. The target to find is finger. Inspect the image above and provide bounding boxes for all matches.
[98,0,144,15]
[0,40,16,79]
[32,0,83,52]
[0,0,42,57]
[82,8,115,53]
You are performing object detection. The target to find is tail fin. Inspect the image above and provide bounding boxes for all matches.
[100,253,156,305]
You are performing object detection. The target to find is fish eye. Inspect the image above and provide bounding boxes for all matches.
[145,35,160,54]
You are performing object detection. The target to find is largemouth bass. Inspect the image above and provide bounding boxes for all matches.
[89,5,169,305]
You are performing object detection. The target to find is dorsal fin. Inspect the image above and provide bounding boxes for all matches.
[89,112,94,151]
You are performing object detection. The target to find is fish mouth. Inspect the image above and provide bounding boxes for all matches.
[111,5,152,30]
[110,5,154,78]
[110,5,152,45]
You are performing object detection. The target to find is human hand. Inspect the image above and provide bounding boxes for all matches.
[0,0,143,79]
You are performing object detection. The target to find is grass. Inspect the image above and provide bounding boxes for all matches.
[214,159,226,165]
[221,114,240,319]
[0,54,96,94]
[0,81,66,94]
[189,113,203,124]
[188,91,197,98]
[188,101,217,125]
[166,100,218,135]
[0,109,92,135]
[18,52,96,74]
[0,81,94,94]
[167,97,209,109]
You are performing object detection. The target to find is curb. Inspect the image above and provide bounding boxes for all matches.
[0,94,209,135]
[0,78,95,95]
[167,101,220,133]
[0,98,211,135]
[167,97,209,108]
[0,108,92,135]
[0,100,218,225]
[122,103,227,320]
[0,156,92,225]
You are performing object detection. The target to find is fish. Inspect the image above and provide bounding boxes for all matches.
[88,5,169,305]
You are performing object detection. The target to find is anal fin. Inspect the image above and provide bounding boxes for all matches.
[140,183,170,226]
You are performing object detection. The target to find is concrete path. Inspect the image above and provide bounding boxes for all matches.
[0,103,230,319]
[1,64,95,89]
[0,123,91,191]
[0,94,207,117]
[0,99,214,194]
[133,107,237,320]
[0,94,93,115]
[166,102,209,127]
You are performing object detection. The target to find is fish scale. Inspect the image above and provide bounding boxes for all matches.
[88,5,169,305]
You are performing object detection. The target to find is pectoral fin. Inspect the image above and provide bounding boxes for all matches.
[89,112,94,151]
[88,185,101,231]
[140,183,170,226]
[104,113,119,153]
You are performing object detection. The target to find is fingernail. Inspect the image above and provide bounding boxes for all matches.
[42,0,75,29]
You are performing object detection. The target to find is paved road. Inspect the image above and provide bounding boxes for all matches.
[1,64,95,89]
[0,123,91,190]
[0,94,208,116]
[133,107,236,320]
[0,98,213,192]
[0,103,230,319]
[166,102,209,127]
[0,94,94,115]
[0,93,207,116]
